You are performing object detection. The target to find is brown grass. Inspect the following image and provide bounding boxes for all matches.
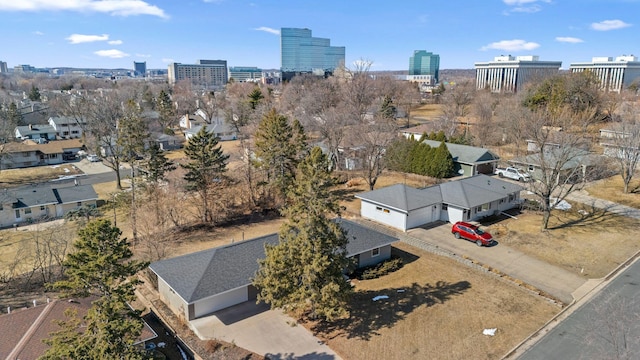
[411,104,443,120]
[584,174,640,208]
[0,164,82,187]
[307,243,559,360]
[487,203,640,278]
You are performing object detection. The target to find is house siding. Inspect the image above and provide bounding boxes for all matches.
[158,278,190,321]
[193,287,249,319]
[357,245,391,268]
[56,200,96,217]
[406,205,438,229]
[360,201,407,231]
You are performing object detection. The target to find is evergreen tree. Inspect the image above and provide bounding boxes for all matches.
[28,84,41,101]
[181,127,229,223]
[429,141,454,178]
[254,109,307,202]
[253,147,351,321]
[143,142,176,184]
[156,89,175,131]
[248,87,264,110]
[7,102,22,126]
[380,95,396,119]
[117,100,148,163]
[43,220,148,359]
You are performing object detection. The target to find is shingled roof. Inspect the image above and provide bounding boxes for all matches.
[355,183,442,213]
[149,219,398,304]
[422,140,499,164]
[439,174,523,208]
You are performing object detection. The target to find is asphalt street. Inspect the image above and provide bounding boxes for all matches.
[518,258,640,360]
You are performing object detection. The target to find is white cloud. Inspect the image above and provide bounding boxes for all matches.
[135,53,151,58]
[254,26,280,35]
[94,49,129,58]
[480,39,540,51]
[503,0,548,5]
[0,0,168,19]
[108,40,123,45]
[502,0,550,14]
[66,33,109,44]
[556,36,584,43]
[33,30,44,35]
[161,58,174,63]
[591,19,631,31]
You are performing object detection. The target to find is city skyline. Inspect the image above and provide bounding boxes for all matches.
[0,0,638,71]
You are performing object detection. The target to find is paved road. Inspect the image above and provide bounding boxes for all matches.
[517,257,640,360]
[404,224,587,305]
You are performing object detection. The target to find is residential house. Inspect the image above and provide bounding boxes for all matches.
[400,124,436,140]
[152,133,183,151]
[420,140,500,177]
[48,116,86,139]
[149,219,398,321]
[356,174,523,231]
[509,147,603,183]
[180,109,237,141]
[0,184,98,228]
[14,124,57,141]
[0,297,157,359]
[0,139,84,169]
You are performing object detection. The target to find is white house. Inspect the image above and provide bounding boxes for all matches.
[356,174,523,231]
[48,116,86,139]
[14,124,57,141]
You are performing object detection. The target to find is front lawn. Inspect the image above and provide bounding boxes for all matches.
[584,174,640,208]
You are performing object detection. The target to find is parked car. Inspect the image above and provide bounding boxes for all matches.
[451,221,494,247]
[86,154,100,162]
[494,166,531,182]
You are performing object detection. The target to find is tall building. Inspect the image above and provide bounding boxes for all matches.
[409,51,440,83]
[229,67,263,82]
[280,28,345,81]
[0,61,7,73]
[133,61,147,77]
[475,55,561,93]
[570,55,640,93]
[13,64,35,73]
[167,60,228,88]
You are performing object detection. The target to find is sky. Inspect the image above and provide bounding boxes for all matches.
[0,0,638,71]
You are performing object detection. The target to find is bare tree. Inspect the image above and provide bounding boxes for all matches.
[438,81,475,138]
[471,89,500,147]
[603,103,640,193]
[352,114,398,190]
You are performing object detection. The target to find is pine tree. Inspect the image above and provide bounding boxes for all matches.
[143,142,176,184]
[181,127,229,223]
[254,109,307,202]
[430,141,454,178]
[43,220,148,359]
[248,87,264,110]
[380,95,396,119]
[253,147,352,321]
[156,89,175,132]
[28,84,41,101]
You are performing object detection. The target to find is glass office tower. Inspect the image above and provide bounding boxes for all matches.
[409,51,440,83]
[281,28,345,81]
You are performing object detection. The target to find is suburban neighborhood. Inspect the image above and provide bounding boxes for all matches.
[2,3,640,359]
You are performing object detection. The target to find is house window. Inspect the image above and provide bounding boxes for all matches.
[376,206,382,211]
[442,204,448,211]
[476,206,482,213]
[62,131,69,136]
[50,154,57,158]
[529,165,534,171]
[482,203,491,211]
[23,152,30,157]
[15,209,20,219]
[509,194,515,202]
[77,202,82,207]
[371,248,380,257]
[500,198,505,204]
[40,205,45,211]
[71,130,79,134]
[0,204,3,211]
[376,206,390,213]
[25,208,32,214]
[383,209,390,213]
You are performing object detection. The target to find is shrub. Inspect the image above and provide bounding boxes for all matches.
[357,258,403,280]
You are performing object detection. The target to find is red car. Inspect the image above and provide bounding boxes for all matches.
[451,221,494,247]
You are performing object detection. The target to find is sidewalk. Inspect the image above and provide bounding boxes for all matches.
[566,189,640,219]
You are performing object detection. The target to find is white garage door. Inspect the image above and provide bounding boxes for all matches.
[194,287,248,318]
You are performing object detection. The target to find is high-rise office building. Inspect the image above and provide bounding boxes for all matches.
[133,61,147,77]
[0,61,7,73]
[281,28,345,81]
[167,60,228,88]
[475,55,561,93]
[570,55,640,93]
[409,51,440,83]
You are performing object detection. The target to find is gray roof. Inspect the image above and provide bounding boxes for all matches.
[149,219,398,303]
[422,140,499,164]
[15,124,56,136]
[12,186,59,208]
[355,183,442,213]
[439,174,523,208]
[53,184,99,204]
[510,147,600,170]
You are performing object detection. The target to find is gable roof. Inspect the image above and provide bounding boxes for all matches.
[422,140,500,164]
[439,174,523,208]
[0,139,84,155]
[355,183,442,213]
[149,219,398,304]
[357,174,523,211]
[0,184,97,208]
[53,185,99,204]
[0,297,156,359]
[510,147,600,170]
[15,124,57,136]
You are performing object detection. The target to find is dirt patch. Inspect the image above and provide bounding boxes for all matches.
[485,204,640,278]
[304,243,559,360]
[0,163,82,187]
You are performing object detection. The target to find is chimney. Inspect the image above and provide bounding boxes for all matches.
[29,124,33,130]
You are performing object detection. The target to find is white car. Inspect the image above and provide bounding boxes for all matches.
[86,154,100,162]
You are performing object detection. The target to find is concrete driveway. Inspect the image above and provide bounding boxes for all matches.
[404,223,587,304]
[73,158,114,175]
[189,301,341,359]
